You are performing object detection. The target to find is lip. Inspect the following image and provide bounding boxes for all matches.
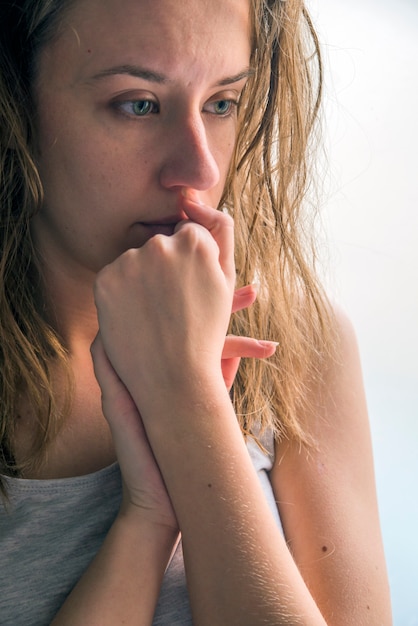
[140,212,188,226]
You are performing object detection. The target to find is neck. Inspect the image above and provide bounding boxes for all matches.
[38,258,99,353]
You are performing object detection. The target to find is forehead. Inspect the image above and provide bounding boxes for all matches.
[37,0,251,87]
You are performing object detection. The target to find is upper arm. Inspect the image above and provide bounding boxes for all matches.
[270,307,392,625]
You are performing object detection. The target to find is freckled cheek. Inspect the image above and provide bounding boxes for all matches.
[216,133,237,182]
[81,149,157,210]
[38,145,120,216]
[67,134,128,182]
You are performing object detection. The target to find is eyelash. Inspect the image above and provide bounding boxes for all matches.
[115,99,160,117]
[112,98,239,119]
[204,99,238,117]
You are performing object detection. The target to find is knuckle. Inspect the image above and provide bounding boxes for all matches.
[146,233,168,250]
[177,222,207,248]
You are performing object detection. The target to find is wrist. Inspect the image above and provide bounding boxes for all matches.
[114,506,180,568]
[134,378,241,469]
[133,369,230,422]
[117,502,179,537]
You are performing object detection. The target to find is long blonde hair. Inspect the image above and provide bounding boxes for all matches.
[0,0,332,486]
[225,0,333,443]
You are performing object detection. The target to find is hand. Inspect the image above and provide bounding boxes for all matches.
[94,192,278,418]
[91,322,274,525]
[91,333,178,529]
[94,191,236,405]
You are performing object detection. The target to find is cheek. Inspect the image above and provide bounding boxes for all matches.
[37,119,125,203]
[214,130,236,186]
[210,122,236,168]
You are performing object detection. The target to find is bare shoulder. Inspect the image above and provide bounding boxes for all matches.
[270,305,392,625]
[283,303,371,454]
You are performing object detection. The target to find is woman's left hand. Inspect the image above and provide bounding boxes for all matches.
[221,283,277,390]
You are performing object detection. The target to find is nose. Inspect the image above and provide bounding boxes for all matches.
[159,114,220,191]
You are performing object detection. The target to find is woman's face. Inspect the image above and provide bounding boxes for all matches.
[32,0,251,277]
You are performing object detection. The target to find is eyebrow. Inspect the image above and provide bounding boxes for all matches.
[89,65,255,86]
[217,68,255,86]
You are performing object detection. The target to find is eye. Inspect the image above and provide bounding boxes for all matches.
[114,99,160,117]
[204,99,237,117]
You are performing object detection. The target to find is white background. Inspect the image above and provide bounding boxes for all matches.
[310,0,418,623]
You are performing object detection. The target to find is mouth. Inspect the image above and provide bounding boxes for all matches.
[138,212,189,237]
[138,222,178,237]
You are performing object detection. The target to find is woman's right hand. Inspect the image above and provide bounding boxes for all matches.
[91,333,178,530]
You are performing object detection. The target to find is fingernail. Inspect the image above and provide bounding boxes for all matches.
[235,284,258,298]
[257,340,279,348]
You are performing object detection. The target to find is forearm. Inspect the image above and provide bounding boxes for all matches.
[51,511,179,626]
[137,381,327,626]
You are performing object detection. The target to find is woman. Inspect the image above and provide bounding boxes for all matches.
[0,0,391,624]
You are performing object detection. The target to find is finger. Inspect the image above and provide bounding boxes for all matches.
[232,284,257,314]
[222,335,278,359]
[179,188,235,287]
[221,356,241,391]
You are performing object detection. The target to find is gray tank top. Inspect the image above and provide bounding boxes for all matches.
[0,429,281,625]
